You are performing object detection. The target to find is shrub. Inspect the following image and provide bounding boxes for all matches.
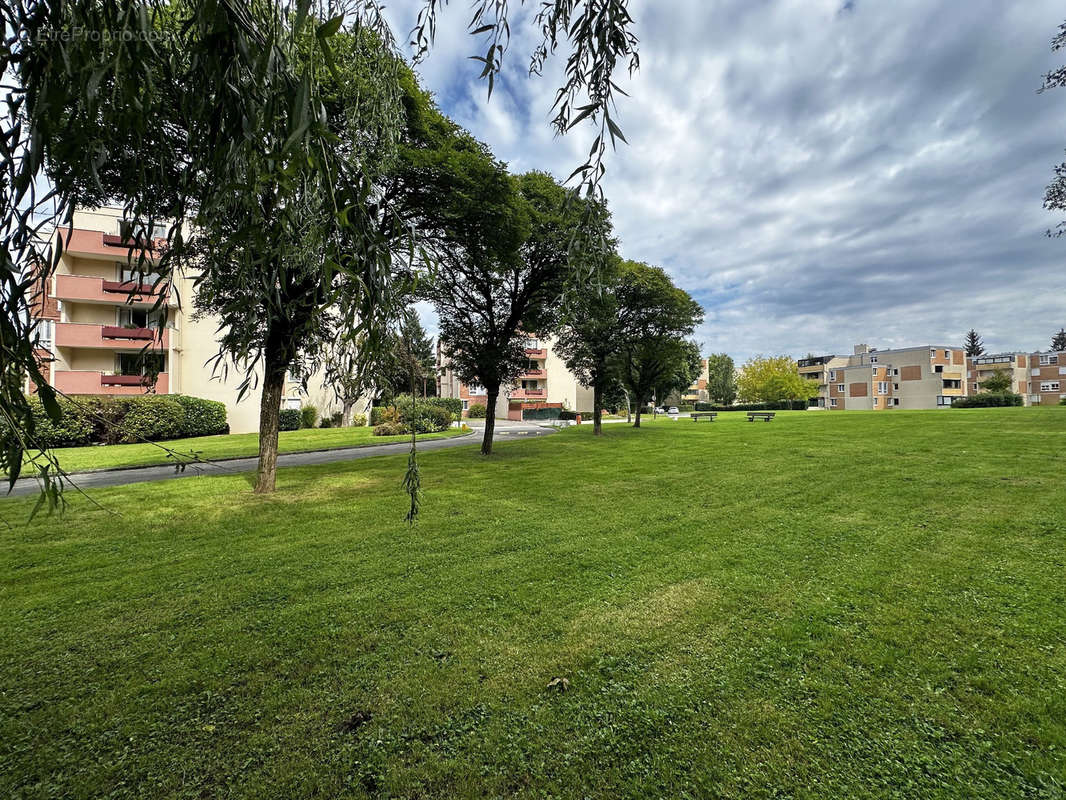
[467,402,487,418]
[349,413,367,427]
[693,401,801,412]
[559,409,578,421]
[25,396,95,448]
[369,403,450,435]
[319,417,333,428]
[390,395,462,423]
[300,405,318,429]
[116,396,185,443]
[172,395,227,437]
[373,422,406,436]
[952,392,1023,408]
[330,411,343,426]
[278,408,302,431]
[1061,397,1066,406]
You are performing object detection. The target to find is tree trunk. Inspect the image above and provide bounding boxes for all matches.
[593,382,603,436]
[481,387,498,455]
[254,349,286,494]
[634,398,643,428]
[342,398,356,427]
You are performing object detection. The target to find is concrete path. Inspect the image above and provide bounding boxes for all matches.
[4,420,554,498]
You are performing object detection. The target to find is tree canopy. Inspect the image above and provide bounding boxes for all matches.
[737,356,819,408]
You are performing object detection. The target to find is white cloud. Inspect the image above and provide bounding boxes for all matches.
[385,0,1066,359]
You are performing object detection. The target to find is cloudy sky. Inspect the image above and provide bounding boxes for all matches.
[385,0,1066,361]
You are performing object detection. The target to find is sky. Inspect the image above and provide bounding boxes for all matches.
[384,0,1066,362]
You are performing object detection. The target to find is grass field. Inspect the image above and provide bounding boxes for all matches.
[20,425,467,474]
[2,408,1064,798]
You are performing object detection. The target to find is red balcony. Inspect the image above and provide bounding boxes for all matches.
[54,274,170,305]
[524,348,547,359]
[54,370,169,395]
[510,388,546,400]
[519,369,547,379]
[55,322,169,349]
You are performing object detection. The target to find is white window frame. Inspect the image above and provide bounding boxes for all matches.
[830,398,838,407]
[1040,381,1060,392]
[37,319,54,350]
[836,384,844,393]
[877,381,888,395]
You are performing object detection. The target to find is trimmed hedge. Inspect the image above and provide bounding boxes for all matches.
[952,392,1023,408]
[694,401,803,412]
[21,394,228,449]
[300,405,318,429]
[278,408,302,431]
[373,397,461,427]
[466,402,487,419]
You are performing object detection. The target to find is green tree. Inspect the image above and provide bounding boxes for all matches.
[706,353,737,405]
[964,329,985,357]
[980,369,1013,393]
[612,262,704,428]
[555,257,625,436]
[737,356,817,407]
[1051,328,1066,351]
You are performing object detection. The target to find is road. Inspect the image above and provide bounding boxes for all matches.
[3,420,554,498]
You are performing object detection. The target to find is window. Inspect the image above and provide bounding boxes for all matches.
[116,352,165,376]
[972,383,978,391]
[870,355,878,363]
[830,398,838,407]
[468,384,485,396]
[892,368,899,376]
[283,397,301,410]
[877,381,888,394]
[461,399,469,411]
[937,396,953,406]
[944,350,951,359]
[1060,367,1066,375]
[836,384,845,393]
[118,218,168,241]
[930,349,937,359]
[36,319,53,350]
[893,383,899,391]
[891,398,900,406]
[524,338,540,350]
[1039,354,1058,366]
[943,379,961,390]
[116,307,162,329]
[1040,381,1060,392]
[934,364,943,373]
[828,369,836,381]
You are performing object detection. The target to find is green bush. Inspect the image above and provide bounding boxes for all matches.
[952,392,1023,408]
[173,395,228,437]
[349,413,367,427]
[390,395,462,423]
[694,401,801,412]
[466,402,487,418]
[369,402,451,435]
[300,405,318,429]
[330,411,343,426]
[25,396,95,448]
[319,417,333,428]
[279,408,302,431]
[1060,397,1066,406]
[117,396,185,443]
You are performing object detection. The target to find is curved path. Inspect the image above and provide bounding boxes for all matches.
[4,420,555,498]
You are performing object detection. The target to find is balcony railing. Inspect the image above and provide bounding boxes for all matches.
[519,369,547,379]
[524,348,547,359]
[54,370,169,395]
[55,322,169,349]
[510,388,546,399]
[54,274,171,305]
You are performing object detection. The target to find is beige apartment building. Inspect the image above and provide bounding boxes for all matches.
[681,358,709,404]
[28,206,348,433]
[1022,350,1066,406]
[437,335,593,418]
[804,344,967,410]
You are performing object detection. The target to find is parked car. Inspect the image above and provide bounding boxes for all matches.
[668,406,679,414]
[654,406,665,414]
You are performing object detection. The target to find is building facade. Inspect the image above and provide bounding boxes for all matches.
[681,358,709,404]
[1022,350,1066,406]
[28,207,347,433]
[437,334,593,417]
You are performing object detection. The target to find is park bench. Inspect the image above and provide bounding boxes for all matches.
[747,412,776,422]
[691,412,717,422]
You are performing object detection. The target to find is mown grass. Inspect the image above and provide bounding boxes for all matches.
[1,408,1064,799]
[20,425,466,474]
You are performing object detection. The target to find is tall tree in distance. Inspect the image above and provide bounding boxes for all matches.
[613,261,704,428]
[706,353,737,405]
[1052,328,1066,351]
[964,329,985,358]
[737,356,819,408]
[555,257,623,436]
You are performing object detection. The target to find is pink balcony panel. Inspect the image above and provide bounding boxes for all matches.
[524,348,547,359]
[54,371,169,395]
[511,388,547,400]
[55,322,168,349]
[519,369,547,379]
[54,274,167,305]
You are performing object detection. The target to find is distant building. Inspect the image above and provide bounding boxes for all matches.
[436,335,593,418]
[681,358,709,404]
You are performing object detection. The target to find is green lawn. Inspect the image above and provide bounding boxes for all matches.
[22,425,468,474]
[2,408,1064,799]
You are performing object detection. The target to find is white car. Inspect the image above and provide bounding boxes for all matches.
[668,406,680,414]
[654,406,665,414]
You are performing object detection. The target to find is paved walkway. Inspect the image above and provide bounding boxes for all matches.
[5,421,554,498]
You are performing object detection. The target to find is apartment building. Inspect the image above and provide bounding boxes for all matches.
[437,335,593,417]
[965,353,1031,402]
[681,359,709,404]
[1024,350,1066,406]
[805,344,967,410]
[28,207,346,433]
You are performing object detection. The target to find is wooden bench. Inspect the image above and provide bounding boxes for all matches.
[747,412,776,422]
[691,412,717,422]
